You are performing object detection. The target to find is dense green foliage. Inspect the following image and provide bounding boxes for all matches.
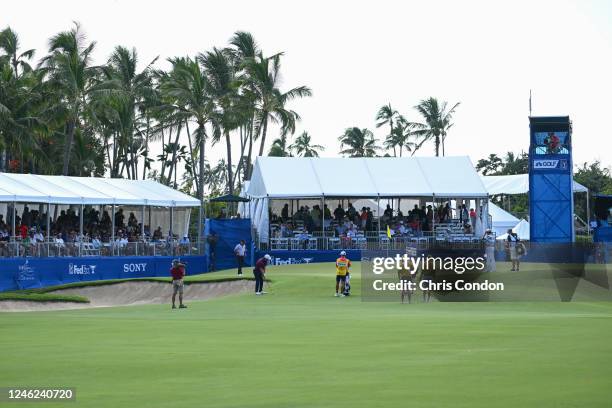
[0,26,311,198]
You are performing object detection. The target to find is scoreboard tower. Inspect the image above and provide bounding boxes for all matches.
[528,116,575,243]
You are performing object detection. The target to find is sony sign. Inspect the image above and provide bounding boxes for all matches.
[533,159,559,169]
[123,263,148,273]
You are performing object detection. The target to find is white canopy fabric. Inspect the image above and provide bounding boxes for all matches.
[497,219,530,241]
[481,174,588,195]
[0,173,200,207]
[488,202,520,236]
[247,156,489,199]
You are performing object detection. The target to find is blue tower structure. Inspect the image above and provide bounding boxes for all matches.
[528,116,574,242]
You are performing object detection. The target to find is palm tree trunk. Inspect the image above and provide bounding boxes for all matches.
[245,117,256,179]
[225,129,233,195]
[142,116,150,180]
[185,119,197,192]
[62,118,76,175]
[167,128,181,187]
[257,115,269,157]
[435,136,440,157]
[198,123,206,201]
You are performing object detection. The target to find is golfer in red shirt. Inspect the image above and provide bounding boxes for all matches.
[170,259,187,309]
[253,254,271,295]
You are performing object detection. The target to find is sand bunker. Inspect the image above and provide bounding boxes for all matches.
[0,280,253,312]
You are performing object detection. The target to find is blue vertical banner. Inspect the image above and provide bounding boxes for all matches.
[205,218,252,272]
[529,116,575,242]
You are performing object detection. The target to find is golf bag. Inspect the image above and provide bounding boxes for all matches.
[343,273,351,296]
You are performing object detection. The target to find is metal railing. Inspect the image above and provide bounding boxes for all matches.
[0,240,205,258]
[261,231,489,252]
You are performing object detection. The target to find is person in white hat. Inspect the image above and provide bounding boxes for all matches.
[253,254,271,295]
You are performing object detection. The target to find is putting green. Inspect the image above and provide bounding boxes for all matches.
[1,262,612,408]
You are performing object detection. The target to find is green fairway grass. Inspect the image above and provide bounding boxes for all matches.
[2,262,612,408]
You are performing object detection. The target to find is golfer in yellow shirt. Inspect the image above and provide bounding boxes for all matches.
[335,251,351,297]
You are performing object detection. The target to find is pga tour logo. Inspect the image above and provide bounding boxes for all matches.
[69,263,97,275]
[533,159,567,169]
[123,263,147,273]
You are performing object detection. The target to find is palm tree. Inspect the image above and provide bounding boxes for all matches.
[39,23,98,175]
[0,27,35,78]
[338,127,379,157]
[412,97,459,157]
[228,31,259,182]
[376,103,399,155]
[199,48,240,195]
[160,56,213,199]
[290,131,323,157]
[242,53,311,158]
[101,46,157,179]
[268,133,292,157]
[0,27,38,172]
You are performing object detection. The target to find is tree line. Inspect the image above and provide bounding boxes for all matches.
[0,24,312,199]
[1,23,463,198]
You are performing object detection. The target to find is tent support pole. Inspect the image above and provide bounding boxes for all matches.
[141,205,146,240]
[198,202,203,255]
[377,195,381,237]
[321,196,325,250]
[79,204,84,256]
[432,195,435,233]
[111,204,115,256]
[46,203,51,256]
[586,191,591,235]
[12,201,16,241]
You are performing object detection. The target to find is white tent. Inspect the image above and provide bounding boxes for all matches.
[497,219,530,241]
[488,202,520,236]
[0,173,200,237]
[481,174,588,195]
[248,156,489,198]
[246,156,490,243]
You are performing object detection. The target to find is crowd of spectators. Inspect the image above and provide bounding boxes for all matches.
[0,206,191,257]
[270,201,480,240]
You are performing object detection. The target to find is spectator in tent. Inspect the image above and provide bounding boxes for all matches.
[21,206,31,227]
[366,207,373,231]
[280,223,292,238]
[461,204,469,224]
[443,202,451,221]
[18,222,28,239]
[281,203,289,221]
[152,226,163,241]
[115,208,125,228]
[384,204,393,219]
[323,204,331,221]
[128,212,138,228]
[469,208,477,230]
[347,203,357,220]
[334,204,345,221]
[360,207,368,229]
